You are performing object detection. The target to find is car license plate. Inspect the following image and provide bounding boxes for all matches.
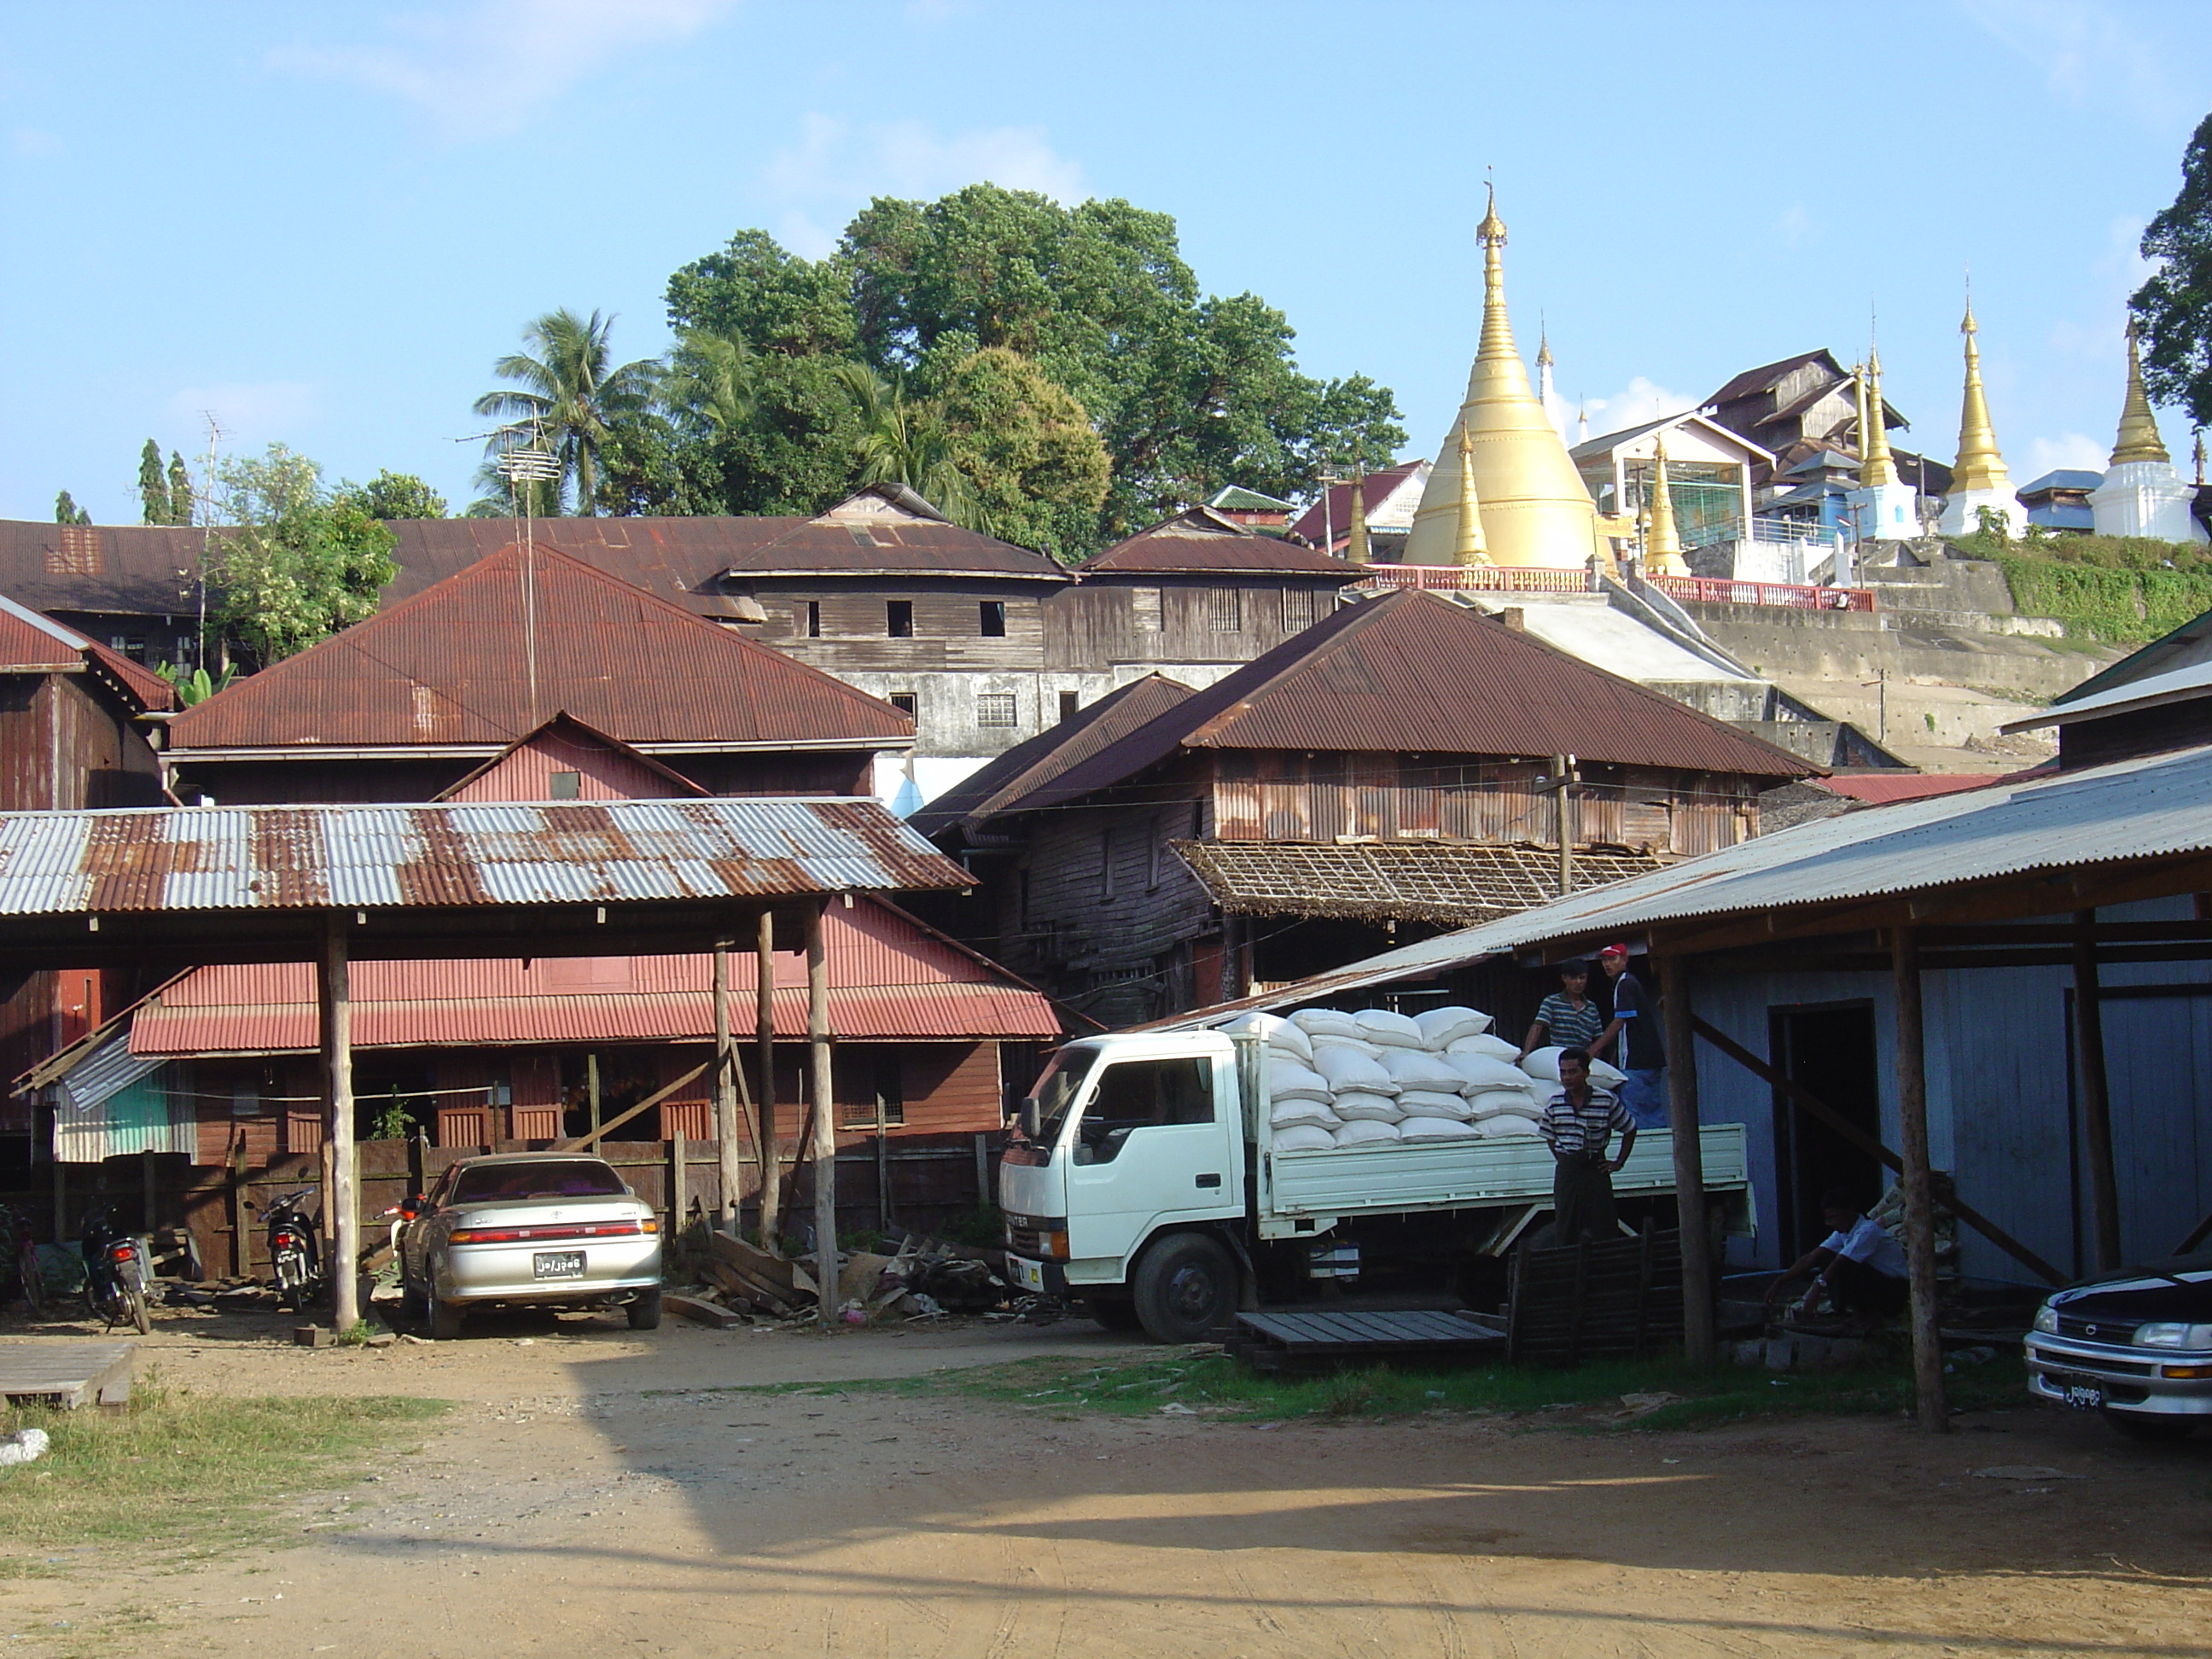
[2062,1381,2105,1412]
[1011,1255,1045,1292]
[533,1251,585,1279]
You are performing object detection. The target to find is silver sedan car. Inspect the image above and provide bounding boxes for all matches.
[2025,1252,2212,1441]
[398,1152,663,1340]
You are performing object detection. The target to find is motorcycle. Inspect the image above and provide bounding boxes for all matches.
[256,1189,324,1312]
[79,1203,151,1336]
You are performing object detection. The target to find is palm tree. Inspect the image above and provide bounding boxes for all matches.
[473,308,660,515]
[835,362,989,531]
[664,325,758,439]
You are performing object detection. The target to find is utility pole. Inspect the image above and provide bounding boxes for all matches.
[1546,753,1577,897]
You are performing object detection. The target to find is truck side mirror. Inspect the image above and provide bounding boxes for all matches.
[1020,1101,1041,1142]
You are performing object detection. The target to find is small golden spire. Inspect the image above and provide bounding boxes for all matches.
[1452,425,1492,567]
[1859,348,1897,488]
[1951,299,2011,494]
[2194,428,2206,486]
[1644,436,1689,575]
[1345,467,1371,565]
[2111,317,2170,465]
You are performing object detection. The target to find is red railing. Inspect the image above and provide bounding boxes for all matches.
[1646,574,1876,612]
[1353,564,1876,612]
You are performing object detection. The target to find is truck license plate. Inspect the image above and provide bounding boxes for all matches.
[2062,1381,2105,1412]
[1012,1255,1045,1292]
[533,1251,585,1279]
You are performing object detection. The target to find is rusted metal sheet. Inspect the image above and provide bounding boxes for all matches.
[1081,507,1358,577]
[0,797,968,917]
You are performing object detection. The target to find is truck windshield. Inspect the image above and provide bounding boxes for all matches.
[1026,1045,1097,1150]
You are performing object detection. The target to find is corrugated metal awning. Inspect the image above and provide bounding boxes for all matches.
[57,1037,165,1112]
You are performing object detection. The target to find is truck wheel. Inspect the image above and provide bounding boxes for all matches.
[1080,1295,1144,1332]
[1132,1233,1236,1344]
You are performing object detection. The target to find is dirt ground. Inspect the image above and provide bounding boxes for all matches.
[6,1301,2212,1658]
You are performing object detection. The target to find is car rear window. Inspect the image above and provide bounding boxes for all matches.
[450,1161,626,1202]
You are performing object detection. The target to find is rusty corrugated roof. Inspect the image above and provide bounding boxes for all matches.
[988,588,1819,818]
[168,543,910,754]
[1080,506,1357,578]
[0,521,211,620]
[0,797,969,916]
[0,591,175,713]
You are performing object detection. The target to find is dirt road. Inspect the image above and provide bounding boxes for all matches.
[7,1306,2210,1656]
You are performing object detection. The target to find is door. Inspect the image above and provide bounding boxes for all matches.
[2094,987,2212,1265]
[1768,1003,1883,1259]
[1065,1053,1233,1266]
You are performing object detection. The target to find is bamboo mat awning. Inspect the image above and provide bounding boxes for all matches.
[1171,839,1667,925]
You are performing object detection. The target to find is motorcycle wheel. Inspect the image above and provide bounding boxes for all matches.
[125,1283,150,1336]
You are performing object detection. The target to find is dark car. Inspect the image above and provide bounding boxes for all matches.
[2024,1252,2212,1441]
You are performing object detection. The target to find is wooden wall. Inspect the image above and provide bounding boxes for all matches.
[1041,578,1347,672]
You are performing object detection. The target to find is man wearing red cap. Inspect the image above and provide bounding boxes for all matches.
[1592,943,1668,1131]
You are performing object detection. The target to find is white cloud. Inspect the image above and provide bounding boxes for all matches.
[1580,377,1697,436]
[269,0,736,139]
[9,127,61,158]
[764,114,1087,253]
[1771,203,1820,247]
[166,381,324,448]
[2024,432,2110,475]
[1959,0,2187,124]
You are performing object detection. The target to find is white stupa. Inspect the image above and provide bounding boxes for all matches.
[2088,321,2207,543]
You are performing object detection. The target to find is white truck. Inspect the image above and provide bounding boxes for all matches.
[1000,1027,1751,1343]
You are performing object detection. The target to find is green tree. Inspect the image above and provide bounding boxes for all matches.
[54,489,90,526]
[138,439,172,524]
[337,470,448,520]
[2134,109,2212,422]
[473,308,661,515]
[667,229,858,357]
[914,345,1110,559]
[209,445,397,667]
[836,360,987,529]
[167,451,193,526]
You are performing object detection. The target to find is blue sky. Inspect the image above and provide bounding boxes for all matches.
[2,1,2208,524]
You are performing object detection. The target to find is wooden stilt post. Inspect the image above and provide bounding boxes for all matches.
[53,1146,67,1248]
[586,1052,601,1142]
[713,940,741,1236]
[1889,926,1947,1432]
[1656,954,1714,1363]
[668,1127,686,1241]
[2073,911,2122,1271]
[756,907,781,1254]
[807,899,836,1324]
[320,915,359,1335]
[142,1147,157,1236]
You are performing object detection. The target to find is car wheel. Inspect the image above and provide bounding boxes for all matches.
[2102,1410,2197,1442]
[1080,1295,1144,1332]
[627,1288,663,1330]
[428,1295,464,1341]
[399,1278,428,1324]
[1131,1232,1237,1344]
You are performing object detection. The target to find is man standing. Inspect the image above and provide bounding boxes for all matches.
[1519,958,1604,1060]
[1593,942,1668,1131]
[1539,1048,1635,1245]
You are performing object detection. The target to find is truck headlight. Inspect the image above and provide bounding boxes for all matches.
[2032,1303,2058,1335]
[2133,1322,2212,1349]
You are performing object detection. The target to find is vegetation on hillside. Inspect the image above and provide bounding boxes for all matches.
[1953,524,2212,643]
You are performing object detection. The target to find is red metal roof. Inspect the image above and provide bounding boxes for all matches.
[992,588,1819,817]
[1815,772,2014,805]
[1080,506,1356,578]
[167,543,911,753]
[0,591,174,712]
[126,899,1060,1050]
[1287,462,1426,547]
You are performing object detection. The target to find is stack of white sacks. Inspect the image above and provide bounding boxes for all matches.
[1217,1006,1627,1154]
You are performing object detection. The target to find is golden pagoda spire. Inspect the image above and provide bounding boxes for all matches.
[1402,184,1604,568]
[1644,436,1687,574]
[1345,466,1371,565]
[2111,317,2169,465]
[1950,298,2011,494]
[1859,347,1897,488]
[2194,428,2206,487]
[1452,425,1491,567]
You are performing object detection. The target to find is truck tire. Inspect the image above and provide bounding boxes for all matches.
[1131,1233,1236,1344]
[1080,1295,1143,1332]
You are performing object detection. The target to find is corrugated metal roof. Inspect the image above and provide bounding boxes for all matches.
[168,543,911,754]
[992,588,1816,818]
[1151,739,2212,1023]
[0,797,969,916]
[0,590,175,712]
[2002,656,2212,731]
[1080,507,1358,577]
[1288,463,1429,545]
[56,1035,165,1112]
[0,521,212,620]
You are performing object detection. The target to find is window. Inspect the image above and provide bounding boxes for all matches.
[888,692,917,718]
[979,601,1007,637]
[976,691,1018,728]
[1099,824,1116,901]
[1280,588,1313,631]
[887,600,913,637]
[549,771,580,799]
[1074,1057,1214,1163]
[840,1051,905,1129]
[486,1065,514,1108]
[1209,587,1243,632]
[805,601,821,638]
[1058,690,1080,723]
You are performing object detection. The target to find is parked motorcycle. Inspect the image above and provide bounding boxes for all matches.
[256,1189,324,1312]
[79,1203,151,1336]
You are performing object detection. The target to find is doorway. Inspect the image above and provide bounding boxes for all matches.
[1767,1002,1883,1258]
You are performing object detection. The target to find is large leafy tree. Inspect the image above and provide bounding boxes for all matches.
[473,309,661,515]
[337,469,448,520]
[138,439,174,524]
[915,345,1110,558]
[210,445,396,668]
[2134,109,2212,424]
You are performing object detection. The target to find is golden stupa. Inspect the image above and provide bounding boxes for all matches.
[1451,425,1492,567]
[1403,189,1615,569]
[1857,347,1898,487]
[1643,437,1691,576]
[1950,300,2011,495]
[2111,318,2169,465]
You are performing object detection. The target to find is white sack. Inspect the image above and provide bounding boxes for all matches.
[1272,1124,1337,1153]
[1353,1008,1425,1048]
[1331,1119,1401,1147]
[1219,1010,1313,1063]
[1309,1032,1383,1060]
[1446,1033,1522,1062]
[0,1428,49,1468]
[1448,1052,1537,1092]
[1476,1115,1542,1138]
[1415,1005,1494,1045]
[1330,1091,1404,1123]
[1270,1097,1340,1131]
[1521,1046,1627,1087]
[1313,1046,1399,1096]
[1266,1059,1335,1103]
[1396,1089,1473,1121]
[1289,1007,1362,1039]
[1468,1089,1543,1121]
[1399,1116,1481,1142]
[1381,1047,1467,1093]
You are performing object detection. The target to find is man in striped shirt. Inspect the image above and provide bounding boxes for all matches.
[1539,1048,1636,1244]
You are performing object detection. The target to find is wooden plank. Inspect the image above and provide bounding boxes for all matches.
[557,1063,710,1152]
[667,1295,744,1330]
[0,1341,133,1408]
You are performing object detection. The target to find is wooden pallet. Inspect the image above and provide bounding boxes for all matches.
[1506,1225,1683,1367]
[0,1340,134,1409]
[1229,1309,1507,1374]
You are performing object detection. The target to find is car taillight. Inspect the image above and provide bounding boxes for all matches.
[447,1220,650,1245]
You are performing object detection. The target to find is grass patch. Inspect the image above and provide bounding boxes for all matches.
[0,1382,450,1573]
[763,1345,2029,1429]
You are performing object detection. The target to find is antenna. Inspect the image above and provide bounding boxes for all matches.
[195,410,230,672]
[497,436,560,726]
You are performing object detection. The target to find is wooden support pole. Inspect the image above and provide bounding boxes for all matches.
[227,1138,244,1272]
[757,907,781,1254]
[1551,753,1575,898]
[1656,955,1714,1363]
[53,1146,67,1248]
[807,899,836,1324]
[669,1128,686,1240]
[713,940,741,1236]
[320,915,359,1335]
[2073,911,2122,1272]
[1889,927,1947,1432]
[586,1051,601,1141]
